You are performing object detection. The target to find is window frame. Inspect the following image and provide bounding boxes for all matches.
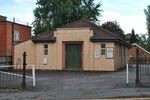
[106,47,114,59]
[101,43,106,55]
[44,44,48,55]
[14,29,20,42]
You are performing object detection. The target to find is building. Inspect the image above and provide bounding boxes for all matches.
[14,19,131,71]
[129,43,150,58]
[0,15,31,65]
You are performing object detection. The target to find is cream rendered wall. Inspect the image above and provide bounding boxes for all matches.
[35,43,57,70]
[93,42,115,71]
[114,43,117,70]
[14,28,129,71]
[54,27,94,70]
[14,40,35,66]
[114,43,129,70]
[14,28,94,70]
[114,43,121,70]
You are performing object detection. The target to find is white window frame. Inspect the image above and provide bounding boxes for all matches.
[106,47,114,59]
[101,43,106,55]
[14,29,20,42]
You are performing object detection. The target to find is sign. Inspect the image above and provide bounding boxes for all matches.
[106,48,113,58]
[94,51,100,59]
[43,58,48,65]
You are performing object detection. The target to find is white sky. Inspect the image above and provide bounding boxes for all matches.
[0,0,149,34]
[99,0,149,34]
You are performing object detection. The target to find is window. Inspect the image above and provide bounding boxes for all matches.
[14,30,20,41]
[101,43,106,55]
[106,48,113,58]
[44,44,48,55]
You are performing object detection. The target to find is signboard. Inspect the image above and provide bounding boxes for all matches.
[94,51,100,59]
[106,48,113,58]
[43,58,48,65]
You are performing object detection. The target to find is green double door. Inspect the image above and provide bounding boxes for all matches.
[65,44,82,69]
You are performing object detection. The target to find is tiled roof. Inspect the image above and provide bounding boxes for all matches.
[32,29,56,43]
[132,43,150,55]
[61,19,119,38]
[32,19,131,47]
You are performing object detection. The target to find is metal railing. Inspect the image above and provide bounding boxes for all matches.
[0,65,35,89]
[129,49,150,87]
[0,52,35,90]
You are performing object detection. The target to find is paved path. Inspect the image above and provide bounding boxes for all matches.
[0,67,150,100]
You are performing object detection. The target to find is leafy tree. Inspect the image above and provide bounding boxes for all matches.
[144,5,150,37]
[144,5,150,51]
[126,29,141,44]
[125,33,132,43]
[101,21,125,39]
[33,0,102,35]
[138,33,149,51]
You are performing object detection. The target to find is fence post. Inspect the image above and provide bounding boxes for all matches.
[32,65,35,87]
[135,48,140,86]
[126,64,129,85]
[22,52,26,89]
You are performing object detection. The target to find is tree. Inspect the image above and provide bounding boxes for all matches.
[130,29,139,44]
[125,33,132,43]
[125,29,140,44]
[101,21,125,39]
[33,0,102,35]
[144,5,150,37]
[138,34,149,50]
[137,33,150,52]
[144,5,150,51]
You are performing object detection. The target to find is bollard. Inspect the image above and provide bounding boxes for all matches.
[126,64,129,85]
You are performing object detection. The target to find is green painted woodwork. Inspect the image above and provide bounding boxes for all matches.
[65,44,82,69]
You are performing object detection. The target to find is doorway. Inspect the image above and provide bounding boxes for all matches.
[65,43,82,69]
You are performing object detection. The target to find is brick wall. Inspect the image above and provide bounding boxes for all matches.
[0,21,31,56]
[0,22,7,55]
[129,46,150,57]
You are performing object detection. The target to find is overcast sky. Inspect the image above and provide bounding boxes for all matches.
[0,0,149,34]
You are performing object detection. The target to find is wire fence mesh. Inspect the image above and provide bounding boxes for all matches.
[0,65,35,89]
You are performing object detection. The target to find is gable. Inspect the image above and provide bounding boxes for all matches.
[132,43,150,56]
[32,19,131,48]
[61,19,117,38]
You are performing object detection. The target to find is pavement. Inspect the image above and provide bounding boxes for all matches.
[0,67,150,100]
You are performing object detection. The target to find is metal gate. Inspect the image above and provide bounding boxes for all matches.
[130,48,150,87]
[0,52,35,90]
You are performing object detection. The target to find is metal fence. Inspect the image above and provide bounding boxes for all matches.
[138,58,150,87]
[0,65,23,89]
[129,49,150,87]
[0,52,35,90]
[0,65,35,89]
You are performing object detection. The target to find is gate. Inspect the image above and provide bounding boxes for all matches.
[130,48,150,87]
[0,52,35,90]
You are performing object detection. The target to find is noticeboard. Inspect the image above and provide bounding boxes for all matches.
[106,48,113,58]
[94,51,100,59]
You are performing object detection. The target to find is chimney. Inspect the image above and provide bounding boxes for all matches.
[0,15,7,21]
[13,17,15,23]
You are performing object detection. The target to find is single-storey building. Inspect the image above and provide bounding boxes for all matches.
[14,19,131,71]
[129,43,150,58]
